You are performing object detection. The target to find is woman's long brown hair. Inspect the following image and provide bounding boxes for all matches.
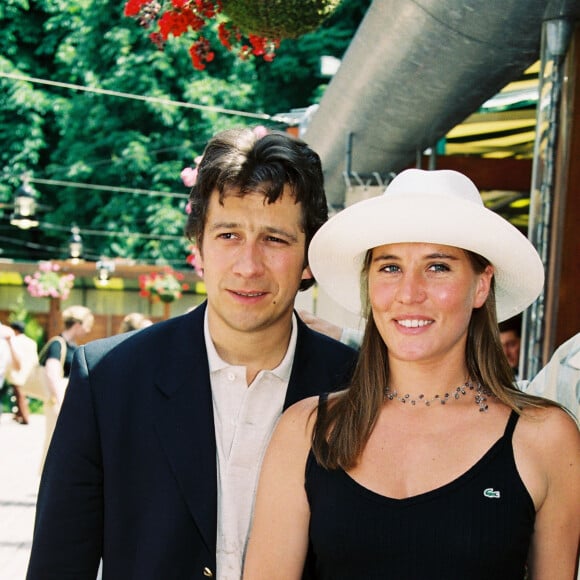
[311,250,559,471]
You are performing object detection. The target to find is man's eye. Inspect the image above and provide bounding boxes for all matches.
[266,236,288,244]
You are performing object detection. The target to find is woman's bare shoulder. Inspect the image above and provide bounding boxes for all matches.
[518,404,580,453]
[274,396,321,444]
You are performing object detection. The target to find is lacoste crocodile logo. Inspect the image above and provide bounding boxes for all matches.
[483,488,501,499]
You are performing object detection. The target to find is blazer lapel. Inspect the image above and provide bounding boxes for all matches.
[152,304,218,554]
[285,315,316,409]
[285,314,356,409]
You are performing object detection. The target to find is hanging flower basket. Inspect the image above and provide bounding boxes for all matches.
[124,0,341,70]
[220,0,342,39]
[139,268,188,303]
[24,262,75,300]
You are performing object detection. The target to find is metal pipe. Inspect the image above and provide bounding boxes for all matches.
[521,15,574,380]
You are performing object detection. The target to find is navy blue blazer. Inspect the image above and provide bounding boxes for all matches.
[27,302,357,579]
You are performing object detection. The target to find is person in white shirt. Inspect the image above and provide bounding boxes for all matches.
[524,332,580,419]
[5,320,39,425]
[0,323,14,421]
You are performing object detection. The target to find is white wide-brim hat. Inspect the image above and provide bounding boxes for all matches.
[309,169,544,322]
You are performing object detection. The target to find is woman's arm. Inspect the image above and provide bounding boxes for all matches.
[45,356,66,406]
[525,408,580,578]
[243,396,318,580]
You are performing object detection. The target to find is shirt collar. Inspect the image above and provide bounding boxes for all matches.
[204,310,297,383]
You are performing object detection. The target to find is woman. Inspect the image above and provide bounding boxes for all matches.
[40,305,94,471]
[244,169,580,579]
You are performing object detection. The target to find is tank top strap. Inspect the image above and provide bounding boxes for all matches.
[503,409,520,440]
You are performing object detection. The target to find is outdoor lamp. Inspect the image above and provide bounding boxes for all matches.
[10,180,39,229]
[69,225,83,261]
[96,259,115,282]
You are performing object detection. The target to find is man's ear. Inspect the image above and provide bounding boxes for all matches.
[301,265,313,281]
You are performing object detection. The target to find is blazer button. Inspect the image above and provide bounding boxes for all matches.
[203,567,213,577]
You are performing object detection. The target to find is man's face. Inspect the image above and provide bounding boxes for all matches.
[500,329,521,368]
[199,187,312,343]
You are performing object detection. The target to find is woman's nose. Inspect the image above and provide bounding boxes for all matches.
[395,271,426,303]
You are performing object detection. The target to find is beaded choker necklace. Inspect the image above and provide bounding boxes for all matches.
[384,380,491,412]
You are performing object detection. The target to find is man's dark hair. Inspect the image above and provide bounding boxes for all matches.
[499,314,522,337]
[184,127,328,291]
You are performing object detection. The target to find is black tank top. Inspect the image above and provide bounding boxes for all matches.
[304,402,535,580]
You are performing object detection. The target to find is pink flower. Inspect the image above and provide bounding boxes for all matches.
[181,166,198,187]
[253,125,269,138]
[186,245,204,277]
[25,262,75,300]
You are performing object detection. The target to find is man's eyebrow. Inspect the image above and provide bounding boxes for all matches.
[208,222,299,242]
[208,221,239,231]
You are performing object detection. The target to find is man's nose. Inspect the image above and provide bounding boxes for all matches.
[233,242,265,277]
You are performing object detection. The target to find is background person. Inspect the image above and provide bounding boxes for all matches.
[117,312,153,334]
[499,314,522,379]
[39,305,94,471]
[524,331,580,419]
[5,320,39,425]
[244,169,580,579]
[297,309,363,350]
[27,128,357,580]
[0,323,16,422]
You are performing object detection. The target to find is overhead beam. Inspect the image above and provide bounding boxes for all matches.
[413,156,533,191]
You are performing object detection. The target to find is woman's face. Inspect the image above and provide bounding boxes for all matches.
[72,319,93,337]
[368,242,493,366]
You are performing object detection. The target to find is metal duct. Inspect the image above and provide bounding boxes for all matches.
[303,0,550,206]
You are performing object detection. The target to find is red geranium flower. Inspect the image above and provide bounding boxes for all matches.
[124,0,280,70]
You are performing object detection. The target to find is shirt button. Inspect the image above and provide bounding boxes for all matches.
[227,372,235,381]
[203,567,213,577]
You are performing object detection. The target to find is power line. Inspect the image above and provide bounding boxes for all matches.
[41,221,186,241]
[28,177,189,200]
[0,233,189,266]
[0,71,294,124]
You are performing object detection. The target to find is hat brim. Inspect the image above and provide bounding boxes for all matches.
[309,192,544,322]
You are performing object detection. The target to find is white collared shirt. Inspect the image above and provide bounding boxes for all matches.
[205,312,297,580]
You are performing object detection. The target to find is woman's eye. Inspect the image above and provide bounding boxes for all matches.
[429,263,450,272]
[380,264,400,273]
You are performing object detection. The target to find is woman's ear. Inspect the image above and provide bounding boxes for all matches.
[301,265,313,281]
[474,265,494,308]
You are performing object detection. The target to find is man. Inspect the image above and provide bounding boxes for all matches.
[524,332,580,419]
[5,320,39,425]
[27,128,357,579]
[499,314,522,379]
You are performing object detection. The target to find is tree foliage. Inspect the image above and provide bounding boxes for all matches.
[0,0,370,266]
